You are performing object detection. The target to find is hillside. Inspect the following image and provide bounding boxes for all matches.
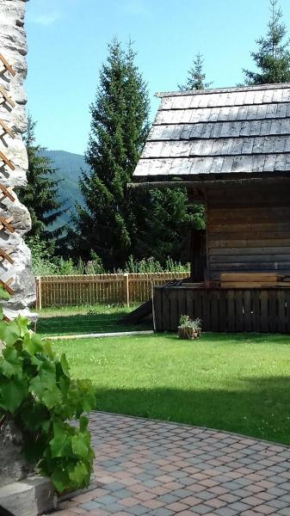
[41,150,89,223]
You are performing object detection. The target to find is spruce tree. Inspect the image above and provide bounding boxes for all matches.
[19,116,66,242]
[243,0,290,85]
[74,39,148,269]
[179,53,212,91]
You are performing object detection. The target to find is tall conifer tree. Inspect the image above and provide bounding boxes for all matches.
[20,116,65,242]
[243,0,290,84]
[74,39,150,269]
[179,53,212,91]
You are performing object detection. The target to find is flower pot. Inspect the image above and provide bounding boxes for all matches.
[178,326,199,340]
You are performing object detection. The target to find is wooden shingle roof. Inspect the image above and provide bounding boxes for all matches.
[133,84,290,180]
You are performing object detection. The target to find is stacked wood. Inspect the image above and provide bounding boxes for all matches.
[220,273,290,289]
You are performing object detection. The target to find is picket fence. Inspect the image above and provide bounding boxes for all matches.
[35,273,188,309]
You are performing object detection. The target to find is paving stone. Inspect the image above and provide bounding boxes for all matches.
[97,495,120,506]
[52,413,290,516]
[219,494,240,503]
[120,498,141,507]
[165,502,189,512]
[195,491,216,501]
[107,483,128,492]
[158,494,179,504]
[79,501,105,510]
[127,505,149,515]
[252,505,276,515]
[267,499,289,509]
[205,498,227,509]
[277,509,290,516]
[137,492,157,502]
[153,509,174,516]
[188,504,213,515]
[142,480,160,488]
[106,503,129,513]
[170,489,192,498]
[215,508,238,516]
[229,502,250,512]
[114,490,133,499]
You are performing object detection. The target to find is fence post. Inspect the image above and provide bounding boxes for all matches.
[36,276,42,310]
[124,273,130,307]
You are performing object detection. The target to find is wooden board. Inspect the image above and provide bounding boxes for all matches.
[0,86,15,108]
[221,273,279,282]
[0,151,15,171]
[0,120,15,139]
[0,54,15,76]
[153,286,290,333]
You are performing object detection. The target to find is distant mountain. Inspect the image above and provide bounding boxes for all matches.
[41,150,90,223]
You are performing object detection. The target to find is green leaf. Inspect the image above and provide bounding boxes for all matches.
[29,372,62,409]
[0,321,21,346]
[50,433,70,458]
[71,433,89,460]
[41,339,54,358]
[16,316,30,337]
[68,461,88,486]
[79,416,89,432]
[49,421,73,458]
[23,332,43,356]
[19,402,50,431]
[50,466,71,493]
[42,386,62,409]
[0,379,27,412]
[60,354,70,377]
[0,347,23,378]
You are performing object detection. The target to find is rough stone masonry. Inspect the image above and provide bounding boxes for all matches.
[0,0,35,320]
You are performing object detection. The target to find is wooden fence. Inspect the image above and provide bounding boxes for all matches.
[154,285,290,333]
[35,273,188,309]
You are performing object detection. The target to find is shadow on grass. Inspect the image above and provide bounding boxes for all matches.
[37,311,152,336]
[94,375,290,445]
[160,332,290,345]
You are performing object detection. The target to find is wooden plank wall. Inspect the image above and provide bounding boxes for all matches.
[154,286,290,333]
[206,183,290,281]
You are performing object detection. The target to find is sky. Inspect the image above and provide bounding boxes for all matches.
[25,0,290,155]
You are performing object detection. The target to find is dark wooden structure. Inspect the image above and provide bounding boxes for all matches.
[133,84,290,332]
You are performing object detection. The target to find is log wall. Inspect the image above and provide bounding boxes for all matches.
[206,183,290,281]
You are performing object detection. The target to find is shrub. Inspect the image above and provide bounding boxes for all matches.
[124,255,190,274]
[0,314,96,493]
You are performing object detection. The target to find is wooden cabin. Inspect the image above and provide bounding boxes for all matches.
[133,84,290,333]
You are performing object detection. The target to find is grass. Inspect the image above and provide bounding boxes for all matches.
[36,304,151,336]
[52,332,290,445]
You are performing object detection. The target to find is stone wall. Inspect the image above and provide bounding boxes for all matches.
[0,0,35,320]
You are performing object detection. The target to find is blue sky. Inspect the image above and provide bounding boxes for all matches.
[25,0,290,155]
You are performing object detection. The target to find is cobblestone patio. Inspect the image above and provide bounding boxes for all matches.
[55,412,290,516]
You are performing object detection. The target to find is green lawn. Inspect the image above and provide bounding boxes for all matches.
[52,332,290,445]
[36,304,151,336]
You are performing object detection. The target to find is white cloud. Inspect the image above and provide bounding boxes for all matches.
[28,11,61,26]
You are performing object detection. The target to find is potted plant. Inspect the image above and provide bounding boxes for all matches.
[178,315,202,340]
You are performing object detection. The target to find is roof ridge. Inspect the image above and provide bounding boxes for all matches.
[156,83,290,98]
